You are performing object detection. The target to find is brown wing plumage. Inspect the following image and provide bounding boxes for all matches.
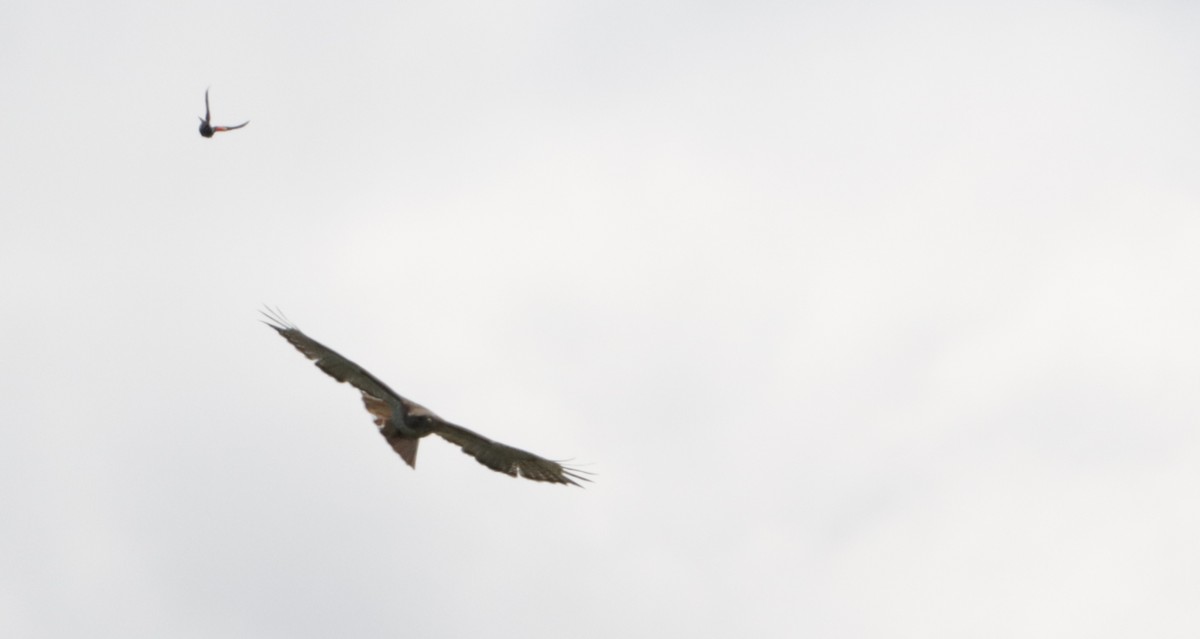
[260,307,404,412]
[432,420,591,486]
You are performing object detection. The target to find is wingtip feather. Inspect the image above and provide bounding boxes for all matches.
[259,306,296,332]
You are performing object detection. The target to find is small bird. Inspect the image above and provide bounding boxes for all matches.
[262,309,590,486]
[198,88,249,138]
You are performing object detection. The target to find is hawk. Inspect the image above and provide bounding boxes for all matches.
[262,309,589,487]
[198,88,249,137]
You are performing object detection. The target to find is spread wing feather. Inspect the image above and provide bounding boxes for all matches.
[432,421,591,486]
[260,308,403,409]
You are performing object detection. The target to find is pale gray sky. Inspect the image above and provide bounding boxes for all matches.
[3,1,1199,637]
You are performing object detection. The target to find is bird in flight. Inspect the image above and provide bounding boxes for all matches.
[262,309,590,486]
[198,88,249,138]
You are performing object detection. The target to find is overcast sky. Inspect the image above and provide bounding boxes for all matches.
[3,1,1199,637]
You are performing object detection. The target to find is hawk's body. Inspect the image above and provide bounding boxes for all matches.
[263,309,588,486]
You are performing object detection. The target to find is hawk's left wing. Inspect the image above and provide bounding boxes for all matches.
[431,420,590,486]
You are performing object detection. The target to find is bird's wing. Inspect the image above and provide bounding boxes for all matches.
[261,308,405,417]
[204,88,210,122]
[431,420,590,486]
[214,121,249,132]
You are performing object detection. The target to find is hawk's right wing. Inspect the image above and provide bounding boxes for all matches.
[261,308,405,426]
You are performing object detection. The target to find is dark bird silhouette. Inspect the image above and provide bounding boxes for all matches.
[262,309,590,486]
[198,88,249,137]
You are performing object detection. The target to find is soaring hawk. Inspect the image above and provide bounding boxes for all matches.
[262,309,589,487]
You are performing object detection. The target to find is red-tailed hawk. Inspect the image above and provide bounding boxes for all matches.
[262,309,589,487]
[198,88,249,138]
